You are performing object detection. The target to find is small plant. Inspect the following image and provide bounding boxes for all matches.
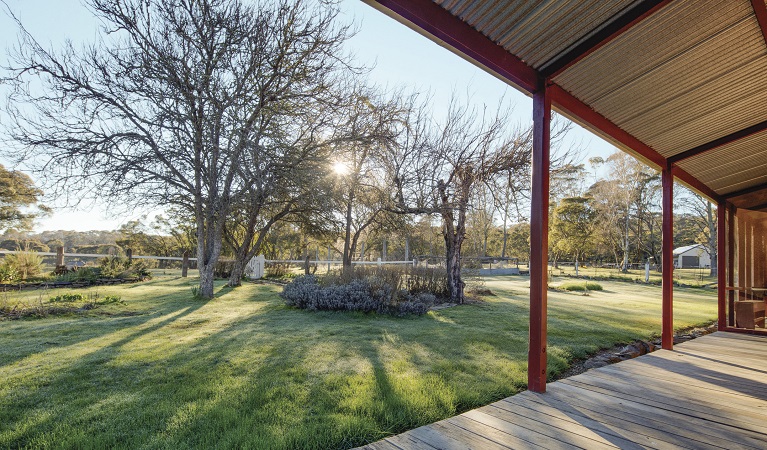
[97,295,123,305]
[49,293,86,303]
[190,286,202,299]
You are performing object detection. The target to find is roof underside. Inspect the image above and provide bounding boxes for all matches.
[367,0,767,209]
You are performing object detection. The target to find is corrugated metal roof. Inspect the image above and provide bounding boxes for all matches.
[676,130,767,195]
[554,0,766,157]
[434,0,637,69]
[400,0,767,199]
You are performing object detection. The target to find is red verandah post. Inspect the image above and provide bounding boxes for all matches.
[717,200,727,330]
[662,163,674,350]
[528,80,550,393]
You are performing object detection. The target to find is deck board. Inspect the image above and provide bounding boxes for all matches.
[357,332,767,449]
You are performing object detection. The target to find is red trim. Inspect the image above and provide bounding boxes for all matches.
[550,85,665,166]
[668,120,767,164]
[671,167,721,203]
[551,85,721,201]
[542,0,672,79]
[662,164,674,350]
[751,0,767,47]
[363,0,538,92]
[717,201,726,331]
[528,83,551,393]
[722,327,767,337]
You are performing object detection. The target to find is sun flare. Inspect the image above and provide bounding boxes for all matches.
[332,161,350,176]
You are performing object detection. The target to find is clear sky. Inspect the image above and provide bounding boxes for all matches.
[0,0,617,232]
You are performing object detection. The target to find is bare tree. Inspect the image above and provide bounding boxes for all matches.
[329,89,407,275]
[2,0,353,298]
[390,97,533,303]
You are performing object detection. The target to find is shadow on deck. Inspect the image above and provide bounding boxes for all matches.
[359,332,767,449]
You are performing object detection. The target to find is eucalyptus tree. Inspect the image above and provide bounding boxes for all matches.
[2,0,354,298]
[0,164,48,233]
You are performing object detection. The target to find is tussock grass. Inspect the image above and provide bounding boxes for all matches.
[0,270,716,449]
[557,281,604,292]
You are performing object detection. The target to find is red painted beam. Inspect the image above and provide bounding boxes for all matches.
[541,0,672,79]
[751,0,767,47]
[668,120,767,164]
[550,85,721,201]
[723,180,767,199]
[550,85,664,167]
[661,163,674,350]
[671,167,721,203]
[362,0,538,93]
[717,200,727,331]
[528,82,551,393]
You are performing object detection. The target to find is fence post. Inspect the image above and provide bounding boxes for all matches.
[304,255,310,275]
[182,251,189,278]
[327,245,331,272]
[377,257,382,268]
[126,248,133,262]
[56,247,65,270]
[405,237,410,262]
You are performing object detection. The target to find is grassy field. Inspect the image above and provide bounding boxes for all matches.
[0,271,716,449]
[545,264,716,286]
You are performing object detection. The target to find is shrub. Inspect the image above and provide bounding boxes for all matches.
[265,263,291,278]
[558,281,604,292]
[3,252,44,280]
[214,260,235,279]
[57,267,101,283]
[0,265,19,283]
[585,281,604,291]
[98,256,152,280]
[281,272,436,316]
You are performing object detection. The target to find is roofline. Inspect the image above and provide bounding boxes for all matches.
[361,0,538,93]
[668,120,767,164]
[363,0,721,203]
[541,0,672,79]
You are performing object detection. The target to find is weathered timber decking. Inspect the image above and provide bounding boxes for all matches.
[359,332,767,449]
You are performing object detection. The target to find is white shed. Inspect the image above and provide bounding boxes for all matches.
[673,244,711,269]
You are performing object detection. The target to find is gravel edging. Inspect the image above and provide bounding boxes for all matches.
[554,321,718,380]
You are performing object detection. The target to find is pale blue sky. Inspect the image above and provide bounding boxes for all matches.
[0,0,616,231]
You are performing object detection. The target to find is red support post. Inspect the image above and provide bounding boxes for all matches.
[528,80,551,393]
[717,201,727,331]
[661,163,674,350]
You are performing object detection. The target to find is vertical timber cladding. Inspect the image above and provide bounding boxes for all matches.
[727,206,736,326]
[528,81,551,394]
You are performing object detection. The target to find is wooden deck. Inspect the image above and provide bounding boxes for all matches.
[359,332,767,449]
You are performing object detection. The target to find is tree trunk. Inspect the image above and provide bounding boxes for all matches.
[445,234,465,304]
[575,254,579,276]
[199,262,216,298]
[622,214,630,272]
[229,260,244,287]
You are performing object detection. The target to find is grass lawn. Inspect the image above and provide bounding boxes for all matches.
[545,264,716,287]
[0,271,716,449]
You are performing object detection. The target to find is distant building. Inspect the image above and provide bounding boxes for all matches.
[673,244,711,269]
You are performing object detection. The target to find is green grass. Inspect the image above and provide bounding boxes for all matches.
[547,264,716,287]
[0,271,716,449]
